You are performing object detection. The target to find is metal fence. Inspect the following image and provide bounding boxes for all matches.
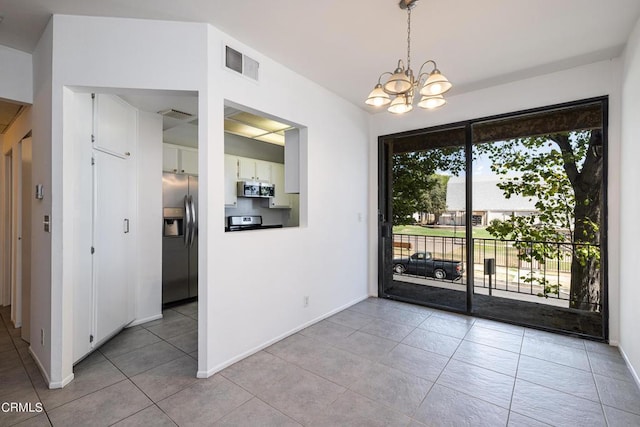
[392,234,600,305]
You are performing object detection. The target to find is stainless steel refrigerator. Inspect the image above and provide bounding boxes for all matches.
[162,172,198,305]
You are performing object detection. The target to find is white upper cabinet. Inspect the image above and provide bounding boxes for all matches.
[238,157,272,182]
[93,94,136,157]
[269,163,291,209]
[284,128,301,193]
[237,157,254,181]
[180,149,198,175]
[163,143,198,175]
[224,155,238,207]
[255,160,272,183]
[163,145,179,173]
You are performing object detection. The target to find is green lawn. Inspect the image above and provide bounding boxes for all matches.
[393,224,494,239]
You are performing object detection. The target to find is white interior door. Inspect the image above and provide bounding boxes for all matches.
[20,137,32,342]
[11,142,22,328]
[92,149,134,347]
[71,92,138,363]
[1,152,12,307]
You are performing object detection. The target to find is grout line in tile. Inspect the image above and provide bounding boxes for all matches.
[585,349,611,424]
[410,327,467,418]
[506,343,524,423]
[0,309,51,424]
[105,402,157,427]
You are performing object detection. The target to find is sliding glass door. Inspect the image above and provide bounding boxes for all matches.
[379,125,469,312]
[379,97,608,339]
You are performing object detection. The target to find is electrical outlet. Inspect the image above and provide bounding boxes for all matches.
[303,296,309,308]
[40,329,44,346]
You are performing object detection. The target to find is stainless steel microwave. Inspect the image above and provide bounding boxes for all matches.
[237,181,274,198]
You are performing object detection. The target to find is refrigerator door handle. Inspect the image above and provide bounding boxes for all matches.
[189,196,196,248]
[184,195,191,247]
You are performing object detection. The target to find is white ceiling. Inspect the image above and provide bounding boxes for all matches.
[0,99,24,134]
[0,0,639,111]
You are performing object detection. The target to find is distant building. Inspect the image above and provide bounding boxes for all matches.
[442,176,538,226]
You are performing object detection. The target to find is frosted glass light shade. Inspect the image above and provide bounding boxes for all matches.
[388,95,413,114]
[418,95,446,109]
[365,84,391,107]
[420,70,452,96]
[383,69,412,95]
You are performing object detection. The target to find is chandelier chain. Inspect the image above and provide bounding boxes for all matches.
[406,7,411,75]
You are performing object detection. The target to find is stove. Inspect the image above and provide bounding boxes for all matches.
[226,215,283,232]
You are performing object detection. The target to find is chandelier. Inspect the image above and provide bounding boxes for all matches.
[365,0,452,114]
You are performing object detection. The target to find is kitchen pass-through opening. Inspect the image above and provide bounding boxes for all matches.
[223,101,304,232]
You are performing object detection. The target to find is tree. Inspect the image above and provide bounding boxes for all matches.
[480,130,602,311]
[392,149,463,226]
[420,174,449,223]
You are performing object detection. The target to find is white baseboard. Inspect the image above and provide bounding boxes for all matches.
[128,313,163,327]
[28,347,50,385]
[50,373,75,389]
[196,294,369,379]
[29,347,75,389]
[618,345,640,390]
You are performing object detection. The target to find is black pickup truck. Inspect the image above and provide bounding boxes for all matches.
[392,252,463,280]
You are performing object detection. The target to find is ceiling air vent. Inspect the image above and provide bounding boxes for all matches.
[225,45,260,81]
[158,109,194,120]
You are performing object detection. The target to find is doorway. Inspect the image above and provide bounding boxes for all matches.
[65,88,201,378]
[1,150,12,310]
[379,97,608,340]
[379,125,469,313]
[2,135,32,341]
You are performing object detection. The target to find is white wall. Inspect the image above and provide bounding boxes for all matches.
[201,27,369,375]
[368,59,623,346]
[37,14,369,385]
[47,15,207,386]
[620,15,640,385]
[134,110,163,324]
[0,45,33,104]
[30,18,55,385]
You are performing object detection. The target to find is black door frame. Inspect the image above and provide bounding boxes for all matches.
[378,96,609,341]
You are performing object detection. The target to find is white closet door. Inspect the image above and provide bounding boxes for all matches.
[93,94,136,157]
[92,150,134,346]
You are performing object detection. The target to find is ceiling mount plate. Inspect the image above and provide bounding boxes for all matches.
[399,0,419,10]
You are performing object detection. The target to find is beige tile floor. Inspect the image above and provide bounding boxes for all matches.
[1,298,640,426]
